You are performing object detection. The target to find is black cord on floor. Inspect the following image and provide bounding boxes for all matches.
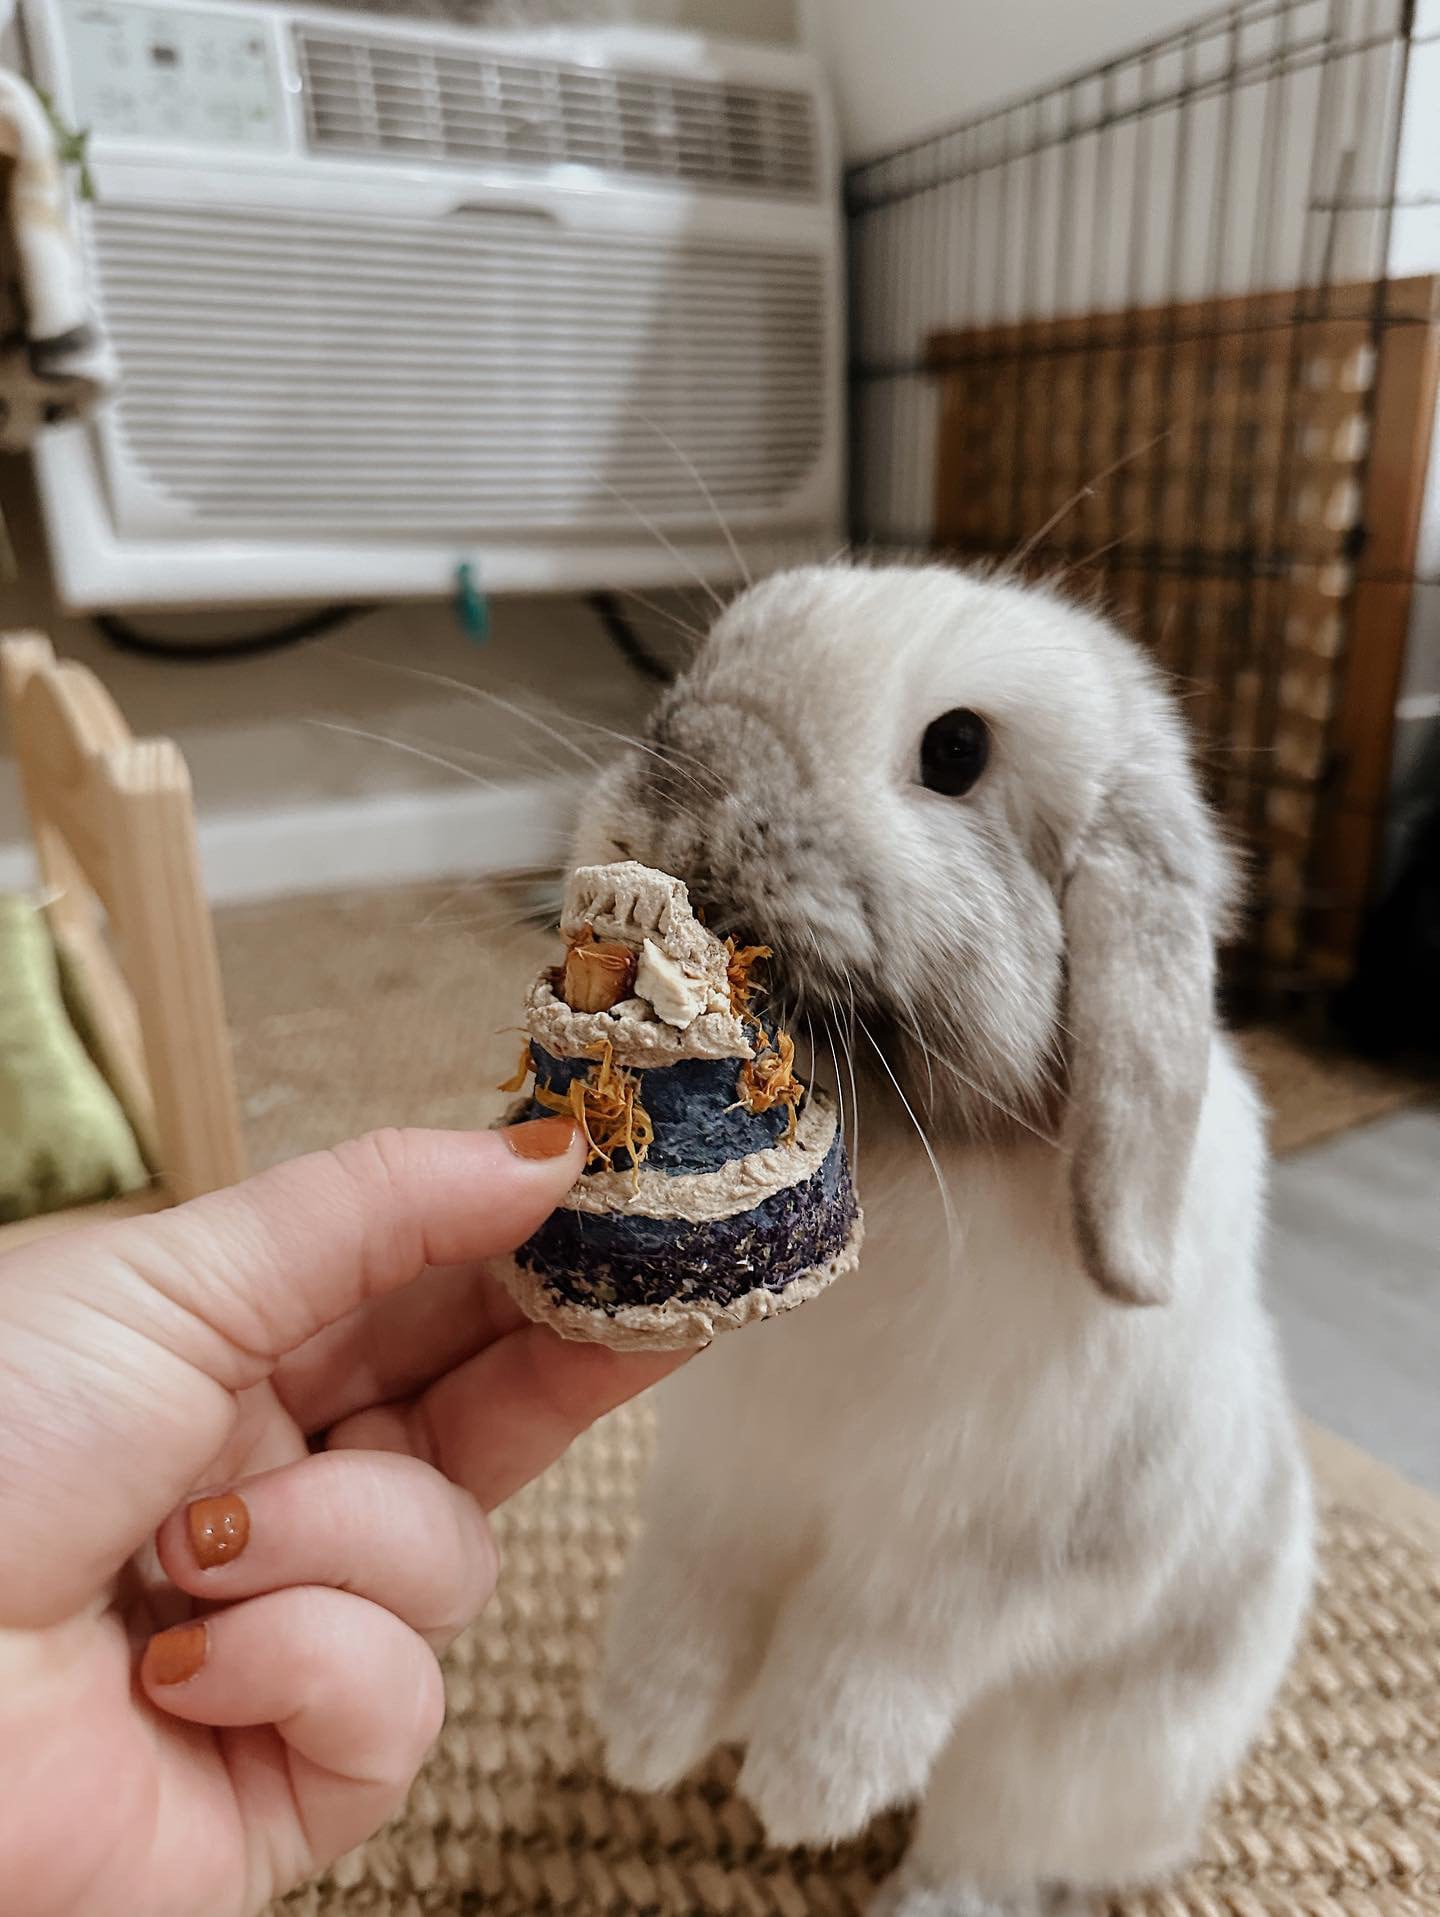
[588,590,675,686]
[94,602,377,663]
[98,592,677,680]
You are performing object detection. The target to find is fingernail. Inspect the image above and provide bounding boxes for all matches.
[505,1116,581,1161]
[186,1490,250,1570]
[143,1620,208,1687]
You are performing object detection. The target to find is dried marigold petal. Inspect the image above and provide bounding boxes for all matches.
[737,1028,804,1144]
[534,1038,654,1176]
[498,1038,535,1094]
[725,938,773,1025]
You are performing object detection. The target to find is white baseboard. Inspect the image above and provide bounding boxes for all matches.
[0,776,580,906]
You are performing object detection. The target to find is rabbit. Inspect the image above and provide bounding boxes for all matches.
[574,561,1314,1917]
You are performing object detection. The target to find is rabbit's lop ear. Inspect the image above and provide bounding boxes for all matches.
[1061,770,1231,1307]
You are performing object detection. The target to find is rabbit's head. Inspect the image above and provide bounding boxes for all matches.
[576,563,1236,1305]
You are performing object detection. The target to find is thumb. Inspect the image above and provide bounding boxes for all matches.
[41,1120,587,1387]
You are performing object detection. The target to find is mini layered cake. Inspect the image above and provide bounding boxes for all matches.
[495,861,862,1350]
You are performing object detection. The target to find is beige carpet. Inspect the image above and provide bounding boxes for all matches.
[221,886,1439,1917]
[217,882,553,1171]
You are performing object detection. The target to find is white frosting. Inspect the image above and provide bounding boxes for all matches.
[526,972,752,1068]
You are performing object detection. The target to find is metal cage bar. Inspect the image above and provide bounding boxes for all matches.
[845,0,1438,1001]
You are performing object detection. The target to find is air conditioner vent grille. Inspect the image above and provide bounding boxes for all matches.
[294,28,820,198]
[89,204,828,538]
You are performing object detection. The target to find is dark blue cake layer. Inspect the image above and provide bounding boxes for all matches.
[515,1132,856,1315]
[526,1044,789,1173]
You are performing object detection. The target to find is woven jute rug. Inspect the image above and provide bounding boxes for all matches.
[265,1404,1440,1917]
[218,886,1439,1917]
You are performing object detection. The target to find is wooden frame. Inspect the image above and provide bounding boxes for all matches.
[927,275,1440,993]
[0,632,245,1248]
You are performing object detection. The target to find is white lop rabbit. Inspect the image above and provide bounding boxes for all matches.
[575,563,1314,1916]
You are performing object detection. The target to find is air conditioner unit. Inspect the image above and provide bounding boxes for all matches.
[16,0,843,609]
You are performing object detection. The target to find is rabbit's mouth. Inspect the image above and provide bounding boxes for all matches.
[726,940,879,1048]
[770,964,1064,1149]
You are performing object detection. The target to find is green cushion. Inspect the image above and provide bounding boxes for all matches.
[0,894,146,1224]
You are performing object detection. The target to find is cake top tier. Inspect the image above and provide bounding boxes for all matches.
[562,863,720,983]
[526,861,755,1069]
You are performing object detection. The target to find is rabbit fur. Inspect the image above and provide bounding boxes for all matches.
[575,564,1314,1916]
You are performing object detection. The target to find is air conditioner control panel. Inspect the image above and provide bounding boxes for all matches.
[55,0,287,148]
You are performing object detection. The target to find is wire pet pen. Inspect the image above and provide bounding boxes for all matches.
[846,0,1440,1001]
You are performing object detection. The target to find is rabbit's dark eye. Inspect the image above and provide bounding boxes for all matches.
[919,708,991,797]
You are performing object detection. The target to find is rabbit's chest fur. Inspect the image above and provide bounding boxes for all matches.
[668,1035,1279,1576]
[600,1038,1311,1884]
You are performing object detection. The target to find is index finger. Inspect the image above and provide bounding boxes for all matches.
[27,1121,584,1391]
[328,1321,689,1509]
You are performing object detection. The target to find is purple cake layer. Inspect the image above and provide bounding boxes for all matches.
[511,1129,857,1319]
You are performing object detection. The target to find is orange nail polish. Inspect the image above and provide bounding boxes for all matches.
[187,1491,250,1570]
[505,1116,581,1161]
[143,1620,208,1687]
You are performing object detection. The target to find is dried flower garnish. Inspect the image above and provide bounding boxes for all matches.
[498,1039,534,1094]
[737,1030,804,1144]
[534,1039,654,1172]
[562,928,638,1014]
[725,938,773,1025]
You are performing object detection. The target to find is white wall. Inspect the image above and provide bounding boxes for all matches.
[0,586,682,902]
[802,0,1214,160]
[677,0,797,39]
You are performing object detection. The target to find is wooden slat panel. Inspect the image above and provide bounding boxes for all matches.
[926,273,1440,365]
[102,741,246,1202]
[12,666,130,918]
[928,273,1439,994]
[932,317,1380,565]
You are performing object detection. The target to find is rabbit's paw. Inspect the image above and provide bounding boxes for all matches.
[870,1871,1084,1917]
[598,1653,728,1794]
[737,1680,938,1846]
[869,1887,999,1917]
[736,1614,955,1846]
[597,1560,754,1793]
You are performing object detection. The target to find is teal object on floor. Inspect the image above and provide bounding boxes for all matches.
[453,561,489,642]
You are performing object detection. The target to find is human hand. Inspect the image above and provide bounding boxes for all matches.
[0,1121,684,1917]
